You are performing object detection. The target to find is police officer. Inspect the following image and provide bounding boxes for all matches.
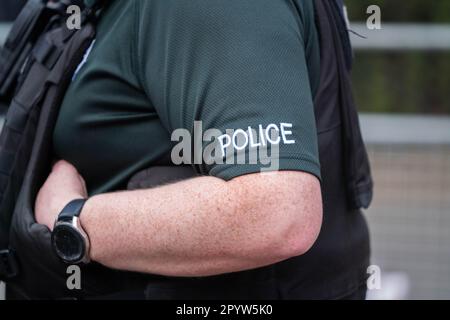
[11,0,371,300]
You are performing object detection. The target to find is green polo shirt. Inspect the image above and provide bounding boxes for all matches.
[53,0,321,195]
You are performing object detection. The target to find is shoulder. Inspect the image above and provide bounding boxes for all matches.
[135,0,315,37]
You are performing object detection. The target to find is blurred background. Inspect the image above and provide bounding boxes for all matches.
[346,0,450,300]
[1,0,449,300]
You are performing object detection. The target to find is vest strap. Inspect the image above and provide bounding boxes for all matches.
[0,249,19,281]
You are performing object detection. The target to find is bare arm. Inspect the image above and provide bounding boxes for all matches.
[80,171,322,277]
[35,161,322,277]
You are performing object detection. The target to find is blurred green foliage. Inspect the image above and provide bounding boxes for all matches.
[352,52,450,114]
[346,0,450,114]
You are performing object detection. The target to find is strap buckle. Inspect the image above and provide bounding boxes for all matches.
[0,249,19,281]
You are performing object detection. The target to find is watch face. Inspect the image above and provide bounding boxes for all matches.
[52,224,85,264]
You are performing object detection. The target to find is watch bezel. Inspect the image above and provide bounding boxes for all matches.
[52,216,91,265]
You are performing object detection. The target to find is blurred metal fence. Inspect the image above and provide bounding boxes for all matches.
[350,23,450,51]
[361,114,450,299]
[351,22,450,300]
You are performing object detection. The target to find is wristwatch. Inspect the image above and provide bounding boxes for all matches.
[51,199,91,265]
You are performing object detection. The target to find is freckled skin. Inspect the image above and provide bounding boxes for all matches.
[35,161,322,277]
[79,170,323,277]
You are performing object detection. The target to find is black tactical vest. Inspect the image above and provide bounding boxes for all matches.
[1,0,373,299]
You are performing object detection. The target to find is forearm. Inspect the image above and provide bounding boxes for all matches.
[81,172,321,277]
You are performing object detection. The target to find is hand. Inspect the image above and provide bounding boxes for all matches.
[35,160,88,231]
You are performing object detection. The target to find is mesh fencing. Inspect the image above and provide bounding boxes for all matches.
[365,143,450,299]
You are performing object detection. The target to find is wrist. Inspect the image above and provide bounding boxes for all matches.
[51,198,91,264]
[78,195,98,262]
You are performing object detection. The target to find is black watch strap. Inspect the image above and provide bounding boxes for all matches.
[58,199,87,222]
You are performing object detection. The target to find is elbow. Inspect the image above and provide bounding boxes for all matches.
[260,195,323,262]
[278,203,323,259]
[230,171,323,264]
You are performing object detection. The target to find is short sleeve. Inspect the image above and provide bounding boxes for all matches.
[136,0,321,181]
